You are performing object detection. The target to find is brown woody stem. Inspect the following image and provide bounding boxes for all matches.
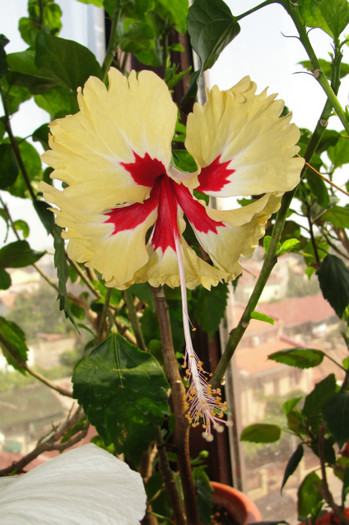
[151,286,200,525]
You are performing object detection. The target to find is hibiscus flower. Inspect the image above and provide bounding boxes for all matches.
[41,69,303,439]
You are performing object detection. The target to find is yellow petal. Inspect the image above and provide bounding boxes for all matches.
[41,182,157,289]
[185,76,303,197]
[41,69,177,212]
[191,193,282,275]
[133,241,229,290]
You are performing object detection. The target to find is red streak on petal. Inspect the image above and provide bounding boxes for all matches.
[174,183,224,234]
[121,152,165,187]
[104,187,158,234]
[196,155,235,193]
[151,176,179,252]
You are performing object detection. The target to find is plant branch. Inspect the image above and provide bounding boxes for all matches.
[211,190,292,387]
[124,290,147,351]
[0,87,38,202]
[101,7,121,82]
[156,426,186,525]
[318,425,349,525]
[151,286,200,525]
[0,407,88,476]
[278,0,349,134]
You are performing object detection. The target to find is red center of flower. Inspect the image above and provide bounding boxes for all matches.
[105,154,225,254]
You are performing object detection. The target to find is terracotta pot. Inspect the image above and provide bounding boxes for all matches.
[299,508,349,524]
[211,481,261,525]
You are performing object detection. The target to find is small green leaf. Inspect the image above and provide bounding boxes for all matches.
[73,334,170,464]
[269,348,325,369]
[277,238,300,256]
[53,225,77,327]
[251,311,275,325]
[299,59,349,79]
[328,133,349,167]
[13,219,29,239]
[0,269,11,290]
[240,423,281,443]
[0,240,44,269]
[281,444,304,492]
[298,0,332,35]
[191,282,228,338]
[34,86,79,118]
[6,139,42,198]
[34,200,55,234]
[323,392,349,448]
[316,254,349,318]
[297,471,323,519]
[0,317,29,373]
[75,0,104,5]
[0,34,9,79]
[320,0,349,40]
[187,0,240,70]
[35,33,102,91]
[303,374,337,423]
[322,206,349,229]
[0,144,18,189]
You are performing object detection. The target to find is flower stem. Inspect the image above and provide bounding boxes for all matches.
[156,426,186,525]
[124,290,147,351]
[101,7,121,82]
[0,87,38,202]
[211,189,292,387]
[211,41,343,387]
[151,286,200,525]
[277,0,349,134]
[235,0,277,21]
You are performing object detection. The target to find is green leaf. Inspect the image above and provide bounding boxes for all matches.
[34,200,55,234]
[240,423,281,443]
[0,269,11,290]
[320,0,349,40]
[277,238,300,256]
[298,0,332,35]
[321,206,349,229]
[3,83,31,115]
[297,471,323,519]
[250,311,275,325]
[18,0,62,46]
[35,33,102,91]
[75,0,104,5]
[155,0,189,34]
[6,139,42,198]
[72,334,170,464]
[13,219,29,239]
[316,254,349,318]
[281,444,304,492]
[53,225,77,326]
[328,133,349,168]
[306,170,330,208]
[191,282,228,338]
[0,317,29,373]
[128,283,155,311]
[0,240,44,269]
[269,348,325,369]
[34,85,79,118]
[33,124,50,150]
[323,392,349,448]
[0,144,18,189]
[187,0,240,70]
[0,34,9,79]
[303,374,337,423]
[299,59,349,79]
